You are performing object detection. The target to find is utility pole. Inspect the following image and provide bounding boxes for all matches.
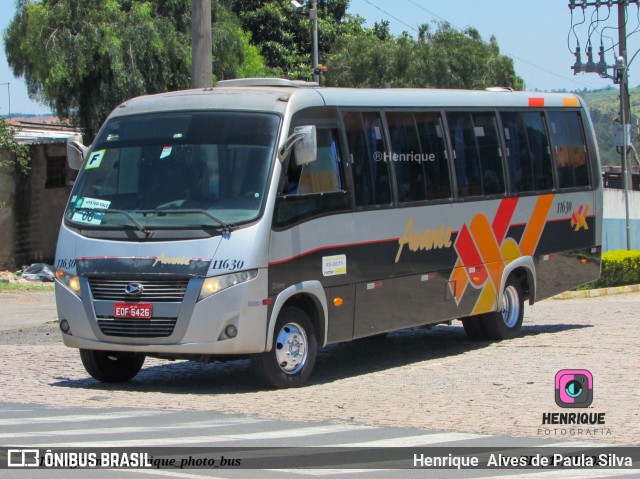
[618,3,632,251]
[191,0,212,88]
[569,0,638,250]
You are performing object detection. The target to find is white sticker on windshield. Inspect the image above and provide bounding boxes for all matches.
[323,255,347,277]
[160,146,172,159]
[85,149,106,170]
[76,197,111,210]
[71,210,105,225]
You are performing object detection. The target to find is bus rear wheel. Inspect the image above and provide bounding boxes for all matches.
[251,306,317,389]
[481,277,524,340]
[80,349,145,383]
[462,276,524,341]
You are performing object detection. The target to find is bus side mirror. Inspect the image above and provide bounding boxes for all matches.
[293,125,317,166]
[66,136,86,170]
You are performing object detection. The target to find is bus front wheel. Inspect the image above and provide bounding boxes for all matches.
[252,306,318,388]
[79,349,145,383]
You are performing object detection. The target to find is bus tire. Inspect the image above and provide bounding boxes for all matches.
[462,316,487,340]
[480,277,524,340]
[252,306,317,389]
[79,349,145,383]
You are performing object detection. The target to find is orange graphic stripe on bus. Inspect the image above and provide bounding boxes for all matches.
[449,194,555,314]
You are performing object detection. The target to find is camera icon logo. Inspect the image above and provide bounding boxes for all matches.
[555,369,593,408]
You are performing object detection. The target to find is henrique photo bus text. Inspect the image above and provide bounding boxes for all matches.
[55,79,602,388]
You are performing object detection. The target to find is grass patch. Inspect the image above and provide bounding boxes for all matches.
[0,281,55,292]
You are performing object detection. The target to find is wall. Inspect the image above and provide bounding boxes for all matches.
[602,188,640,251]
[0,144,72,270]
[0,150,17,269]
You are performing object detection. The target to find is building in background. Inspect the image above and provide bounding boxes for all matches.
[0,121,79,269]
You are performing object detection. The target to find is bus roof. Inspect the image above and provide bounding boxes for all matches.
[107,79,585,119]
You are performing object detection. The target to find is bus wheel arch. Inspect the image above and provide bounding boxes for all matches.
[463,261,534,341]
[266,282,328,351]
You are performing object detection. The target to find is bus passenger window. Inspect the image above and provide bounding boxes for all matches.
[447,112,483,197]
[415,112,451,200]
[501,111,554,194]
[342,112,391,207]
[471,112,505,195]
[386,112,427,203]
[448,112,505,197]
[549,111,590,189]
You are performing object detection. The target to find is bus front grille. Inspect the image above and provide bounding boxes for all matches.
[88,278,189,302]
[97,317,177,338]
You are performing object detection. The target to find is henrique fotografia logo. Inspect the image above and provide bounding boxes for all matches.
[538,370,609,438]
[555,369,593,408]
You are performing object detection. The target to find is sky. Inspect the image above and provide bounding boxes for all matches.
[1,0,640,116]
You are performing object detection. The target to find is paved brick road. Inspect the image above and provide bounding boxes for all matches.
[0,289,638,445]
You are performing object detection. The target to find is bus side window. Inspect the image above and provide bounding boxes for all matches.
[471,112,505,195]
[415,112,451,200]
[502,111,554,194]
[386,112,427,203]
[548,111,590,189]
[274,127,350,226]
[342,111,391,207]
[297,129,343,194]
[447,112,483,197]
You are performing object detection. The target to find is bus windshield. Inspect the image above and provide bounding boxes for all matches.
[65,111,280,232]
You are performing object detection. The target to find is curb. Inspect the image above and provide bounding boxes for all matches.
[552,283,640,300]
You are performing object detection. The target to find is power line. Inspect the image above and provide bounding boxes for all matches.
[358,0,596,88]
[362,0,417,33]
[404,0,594,89]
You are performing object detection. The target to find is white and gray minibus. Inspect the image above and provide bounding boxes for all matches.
[55,79,602,388]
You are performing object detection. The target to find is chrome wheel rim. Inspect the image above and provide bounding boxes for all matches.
[501,285,520,329]
[274,322,308,375]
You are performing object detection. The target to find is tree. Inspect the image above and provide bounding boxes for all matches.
[325,22,524,90]
[229,0,363,78]
[0,117,29,175]
[4,0,269,138]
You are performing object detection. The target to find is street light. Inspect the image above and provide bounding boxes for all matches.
[291,0,319,83]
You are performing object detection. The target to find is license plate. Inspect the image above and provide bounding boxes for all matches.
[114,303,153,319]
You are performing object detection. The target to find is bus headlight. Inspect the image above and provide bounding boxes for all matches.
[198,270,258,301]
[55,269,82,297]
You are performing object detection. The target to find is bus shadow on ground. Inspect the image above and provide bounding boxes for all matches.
[50,322,592,394]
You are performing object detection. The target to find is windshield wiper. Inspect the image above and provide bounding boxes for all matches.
[73,208,153,238]
[137,209,237,233]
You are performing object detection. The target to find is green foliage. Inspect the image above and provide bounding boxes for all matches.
[4,0,193,138]
[229,0,363,79]
[325,22,524,89]
[0,117,30,175]
[211,5,271,80]
[3,0,269,139]
[591,250,640,288]
[578,86,639,167]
